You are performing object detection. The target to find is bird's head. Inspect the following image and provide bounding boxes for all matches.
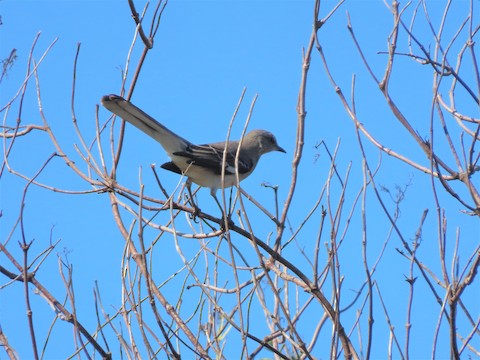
[245,130,286,155]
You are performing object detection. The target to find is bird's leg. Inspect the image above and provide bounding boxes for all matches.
[211,191,224,215]
[211,189,234,229]
[228,187,234,215]
[186,180,201,220]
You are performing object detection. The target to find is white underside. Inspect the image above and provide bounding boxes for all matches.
[170,154,253,190]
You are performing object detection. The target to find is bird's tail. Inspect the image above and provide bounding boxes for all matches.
[101,94,191,154]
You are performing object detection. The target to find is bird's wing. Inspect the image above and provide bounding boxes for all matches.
[172,143,253,175]
[101,95,191,154]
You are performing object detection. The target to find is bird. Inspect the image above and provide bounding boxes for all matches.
[101,94,285,213]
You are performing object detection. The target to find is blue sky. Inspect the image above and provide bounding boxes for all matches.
[1,0,479,359]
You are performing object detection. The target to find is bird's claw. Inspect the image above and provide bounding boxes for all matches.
[220,214,234,231]
[189,204,201,223]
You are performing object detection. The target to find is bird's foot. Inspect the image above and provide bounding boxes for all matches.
[189,204,201,223]
[220,214,234,231]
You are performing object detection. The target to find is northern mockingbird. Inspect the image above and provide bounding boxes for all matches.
[101,94,285,211]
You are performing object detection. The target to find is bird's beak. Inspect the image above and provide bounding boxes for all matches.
[276,145,286,153]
